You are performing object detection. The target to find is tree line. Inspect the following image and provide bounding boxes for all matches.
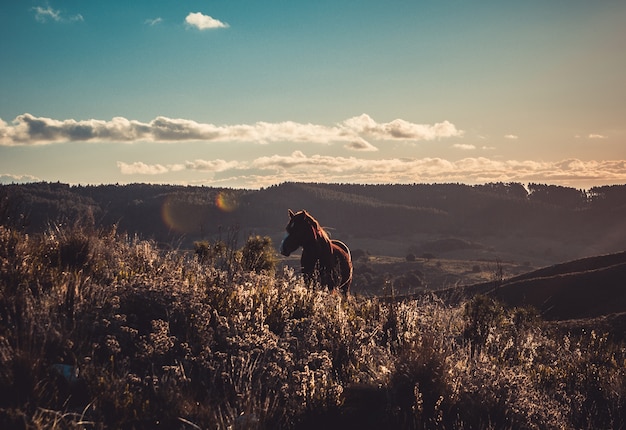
[1,181,625,251]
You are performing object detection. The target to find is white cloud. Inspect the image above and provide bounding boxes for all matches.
[185,159,242,172]
[0,174,40,184]
[0,115,151,145]
[251,152,359,172]
[185,12,229,30]
[588,134,607,139]
[453,143,476,150]
[32,5,83,23]
[341,114,462,141]
[0,114,459,151]
[117,161,184,175]
[145,17,163,26]
[141,152,626,188]
[504,134,519,140]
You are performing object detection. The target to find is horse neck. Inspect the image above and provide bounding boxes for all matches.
[301,230,332,262]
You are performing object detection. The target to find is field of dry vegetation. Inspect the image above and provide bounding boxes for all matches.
[1,224,625,429]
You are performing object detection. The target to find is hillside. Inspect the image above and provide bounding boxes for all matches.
[2,181,626,267]
[1,223,625,429]
[491,262,626,320]
[440,251,626,322]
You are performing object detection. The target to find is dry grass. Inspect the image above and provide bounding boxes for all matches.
[0,224,624,429]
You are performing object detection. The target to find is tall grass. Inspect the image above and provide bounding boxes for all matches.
[0,224,624,429]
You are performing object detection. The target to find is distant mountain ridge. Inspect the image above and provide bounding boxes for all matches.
[3,181,626,325]
[1,181,625,262]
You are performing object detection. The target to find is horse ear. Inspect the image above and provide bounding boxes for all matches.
[288,209,295,218]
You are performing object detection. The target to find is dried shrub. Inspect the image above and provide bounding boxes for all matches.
[0,224,624,429]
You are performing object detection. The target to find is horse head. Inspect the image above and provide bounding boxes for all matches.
[279,209,332,256]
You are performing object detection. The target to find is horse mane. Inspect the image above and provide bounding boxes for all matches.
[305,211,332,245]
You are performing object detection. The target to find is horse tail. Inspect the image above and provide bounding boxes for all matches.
[332,240,353,294]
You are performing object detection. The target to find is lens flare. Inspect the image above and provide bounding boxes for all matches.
[161,196,203,233]
[161,196,184,232]
[215,191,238,212]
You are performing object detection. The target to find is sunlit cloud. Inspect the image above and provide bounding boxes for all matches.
[453,143,476,150]
[185,159,242,172]
[251,152,360,172]
[117,161,185,175]
[32,5,83,23]
[504,134,519,140]
[341,114,462,141]
[117,152,626,188]
[185,12,229,30]
[0,114,460,151]
[588,134,607,139]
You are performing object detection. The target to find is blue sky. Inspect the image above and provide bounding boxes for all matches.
[1,1,625,188]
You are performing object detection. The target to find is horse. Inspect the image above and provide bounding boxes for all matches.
[279,209,353,295]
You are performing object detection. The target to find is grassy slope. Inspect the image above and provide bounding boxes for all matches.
[0,225,625,429]
[448,251,626,320]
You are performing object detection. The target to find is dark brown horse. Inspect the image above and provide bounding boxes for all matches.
[279,209,353,294]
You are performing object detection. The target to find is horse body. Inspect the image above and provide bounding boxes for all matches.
[280,209,353,294]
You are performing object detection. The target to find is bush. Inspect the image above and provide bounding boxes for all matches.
[351,248,368,261]
[421,252,436,261]
[194,239,228,266]
[0,224,624,429]
[463,294,504,356]
[240,235,276,274]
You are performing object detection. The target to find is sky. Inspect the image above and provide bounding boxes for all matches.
[1,0,625,189]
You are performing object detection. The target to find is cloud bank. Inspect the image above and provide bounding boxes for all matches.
[0,174,40,185]
[0,114,462,150]
[185,12,229,30]
[116,152,626,188]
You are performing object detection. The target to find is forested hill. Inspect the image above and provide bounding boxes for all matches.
[1,182,625,262]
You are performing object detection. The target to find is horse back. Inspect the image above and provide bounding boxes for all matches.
[299,239,353,294]
[331,240,351,259]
